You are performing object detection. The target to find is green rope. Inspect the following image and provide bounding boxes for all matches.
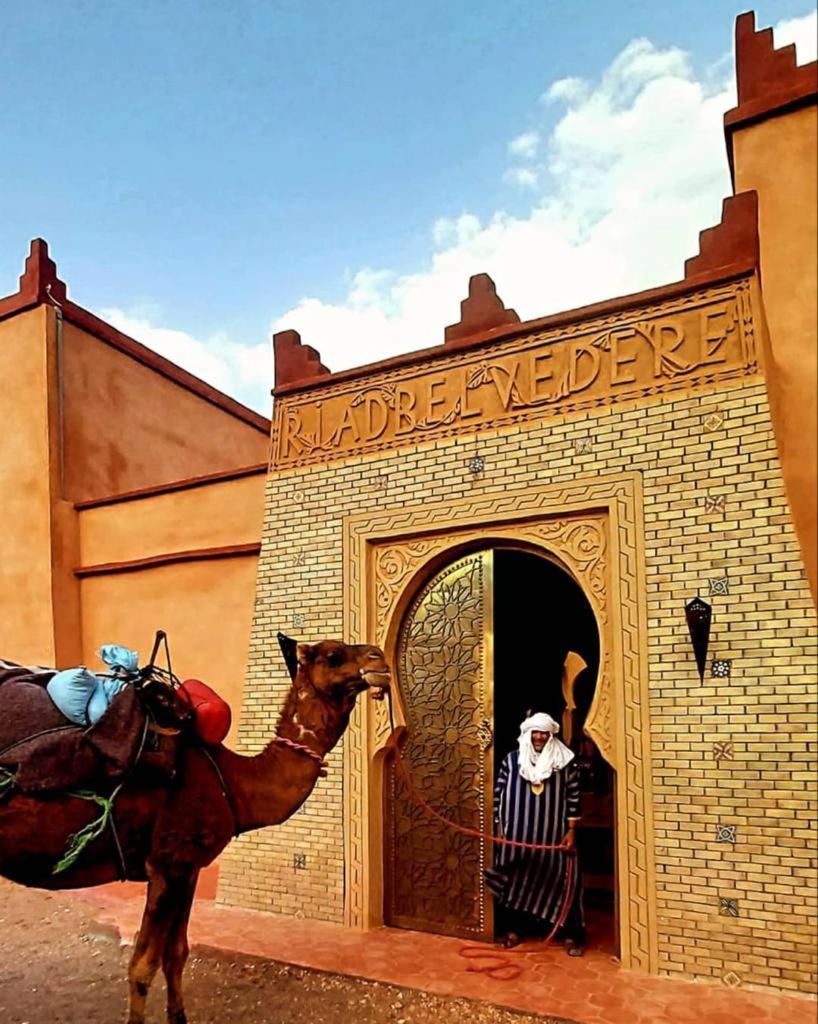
[52,789,117,875]
[0,762,123,876]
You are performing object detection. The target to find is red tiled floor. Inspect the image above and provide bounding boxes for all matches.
[70,884,817,1024]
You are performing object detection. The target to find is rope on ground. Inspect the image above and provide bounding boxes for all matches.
[458,858,577,981]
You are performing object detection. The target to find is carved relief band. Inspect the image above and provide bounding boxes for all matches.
[275,279,757,468]
[342,474,657,974]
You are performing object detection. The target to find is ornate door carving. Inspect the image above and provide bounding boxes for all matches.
[386,550,494,939]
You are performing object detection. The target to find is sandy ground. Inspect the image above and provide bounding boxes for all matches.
[0,879,568,1024]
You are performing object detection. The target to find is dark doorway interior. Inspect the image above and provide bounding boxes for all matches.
[492,548,616,942]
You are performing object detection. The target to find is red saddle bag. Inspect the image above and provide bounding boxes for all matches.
[180,679,232,746]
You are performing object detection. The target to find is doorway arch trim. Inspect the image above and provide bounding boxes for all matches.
[343,472,657,973]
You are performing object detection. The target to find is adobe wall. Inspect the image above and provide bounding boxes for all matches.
[219,272,817,995]
[75,470,267,743]
[725,12,818,604]
[0,307,61,665]
[60,320,270,503]
[732,105,818,604]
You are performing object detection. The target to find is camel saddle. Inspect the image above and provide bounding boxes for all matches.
[0,658,174,795]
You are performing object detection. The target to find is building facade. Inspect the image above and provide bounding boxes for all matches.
[0,9,814,999]
[218,13,818,997]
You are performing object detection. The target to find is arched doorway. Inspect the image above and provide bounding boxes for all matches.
[384,545,615,947]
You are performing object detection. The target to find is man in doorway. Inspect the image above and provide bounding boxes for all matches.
[486,712,585,956]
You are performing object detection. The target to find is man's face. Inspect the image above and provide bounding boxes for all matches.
[531,730,549,752]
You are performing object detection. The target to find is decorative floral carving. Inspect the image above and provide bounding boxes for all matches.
[387,554,491,936]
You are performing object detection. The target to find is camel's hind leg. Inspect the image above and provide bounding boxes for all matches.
[162,869,199,1024]
[127,864,192,1024]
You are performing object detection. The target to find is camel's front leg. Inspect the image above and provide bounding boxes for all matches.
[162,869,199,1024]
[127,864,186,1024]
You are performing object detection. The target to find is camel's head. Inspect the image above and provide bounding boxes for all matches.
[296,640,391,704]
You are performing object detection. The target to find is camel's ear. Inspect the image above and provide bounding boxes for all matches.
[296,643,314,666]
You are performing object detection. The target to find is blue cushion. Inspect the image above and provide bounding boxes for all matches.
[86,682,109,725]
[47,667,99,726]
[87,676,130,725]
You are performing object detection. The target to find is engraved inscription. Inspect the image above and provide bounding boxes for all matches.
[274,282,757,468]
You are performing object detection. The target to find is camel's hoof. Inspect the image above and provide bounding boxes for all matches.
[168,1014,187,1024]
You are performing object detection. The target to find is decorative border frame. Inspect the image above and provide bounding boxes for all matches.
[342,472,658,974]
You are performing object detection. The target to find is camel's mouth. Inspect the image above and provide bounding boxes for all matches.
[361,668,391,701]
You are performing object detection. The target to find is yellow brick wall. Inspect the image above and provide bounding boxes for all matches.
[218,377,817,995]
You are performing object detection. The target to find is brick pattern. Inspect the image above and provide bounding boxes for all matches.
[217,378,817,995]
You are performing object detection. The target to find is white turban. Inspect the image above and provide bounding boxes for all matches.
[517,712,574,785]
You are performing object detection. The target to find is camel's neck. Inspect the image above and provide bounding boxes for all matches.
[217,669,356,833]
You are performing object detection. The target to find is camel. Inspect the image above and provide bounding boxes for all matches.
[0,639,391,1024]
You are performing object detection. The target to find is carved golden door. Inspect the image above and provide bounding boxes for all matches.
[385,550,494,940]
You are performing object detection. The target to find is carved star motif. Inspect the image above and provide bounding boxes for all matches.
[703,410,725,432]
[704,494,726,514]
[713,740,734,762]
[708,575,729,596]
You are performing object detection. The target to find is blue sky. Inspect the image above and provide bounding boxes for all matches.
[1,2,815,413]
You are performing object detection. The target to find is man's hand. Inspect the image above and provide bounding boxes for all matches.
[561,827,576,850]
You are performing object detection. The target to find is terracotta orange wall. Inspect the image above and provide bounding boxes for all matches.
[0,307,62,665]
[60,320,269,503]
[78,556,259,745]
[733,103,818,603]
[76,471,267,743]
[78,472,265,567]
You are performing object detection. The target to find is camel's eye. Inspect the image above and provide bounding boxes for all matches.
[326,650,344,668]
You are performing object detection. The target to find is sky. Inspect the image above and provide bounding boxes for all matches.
[1,2,815,416]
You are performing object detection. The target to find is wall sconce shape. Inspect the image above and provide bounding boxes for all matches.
[685,596,712,682]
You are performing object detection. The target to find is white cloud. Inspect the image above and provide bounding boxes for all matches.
[99,308,273,416]
[273,37,734,371]
[508,130,540,158]
[503,167,538,189]
[271,11,816,374]
[773,10,817,63]
[543,76,587,104]
[96,10,817,405]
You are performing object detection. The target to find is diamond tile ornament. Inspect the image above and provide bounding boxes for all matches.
[722,970,742,988]
[293,853,307,870]
[713,740,734,762]
[708,575,729,596]
[704,494,726,514]
[703,410,725,432]
[574,437,593,455]
[712,658,732,679]
[292,612,305,629]
[293,549,306,567]
[719,897,739,917]
[716,824,737,844]
[468,455,485,475]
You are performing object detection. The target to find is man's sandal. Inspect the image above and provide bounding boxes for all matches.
[565,938,585,957]
[501,932,522,948]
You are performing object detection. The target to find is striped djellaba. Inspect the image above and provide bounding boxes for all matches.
[485,750,582,929]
